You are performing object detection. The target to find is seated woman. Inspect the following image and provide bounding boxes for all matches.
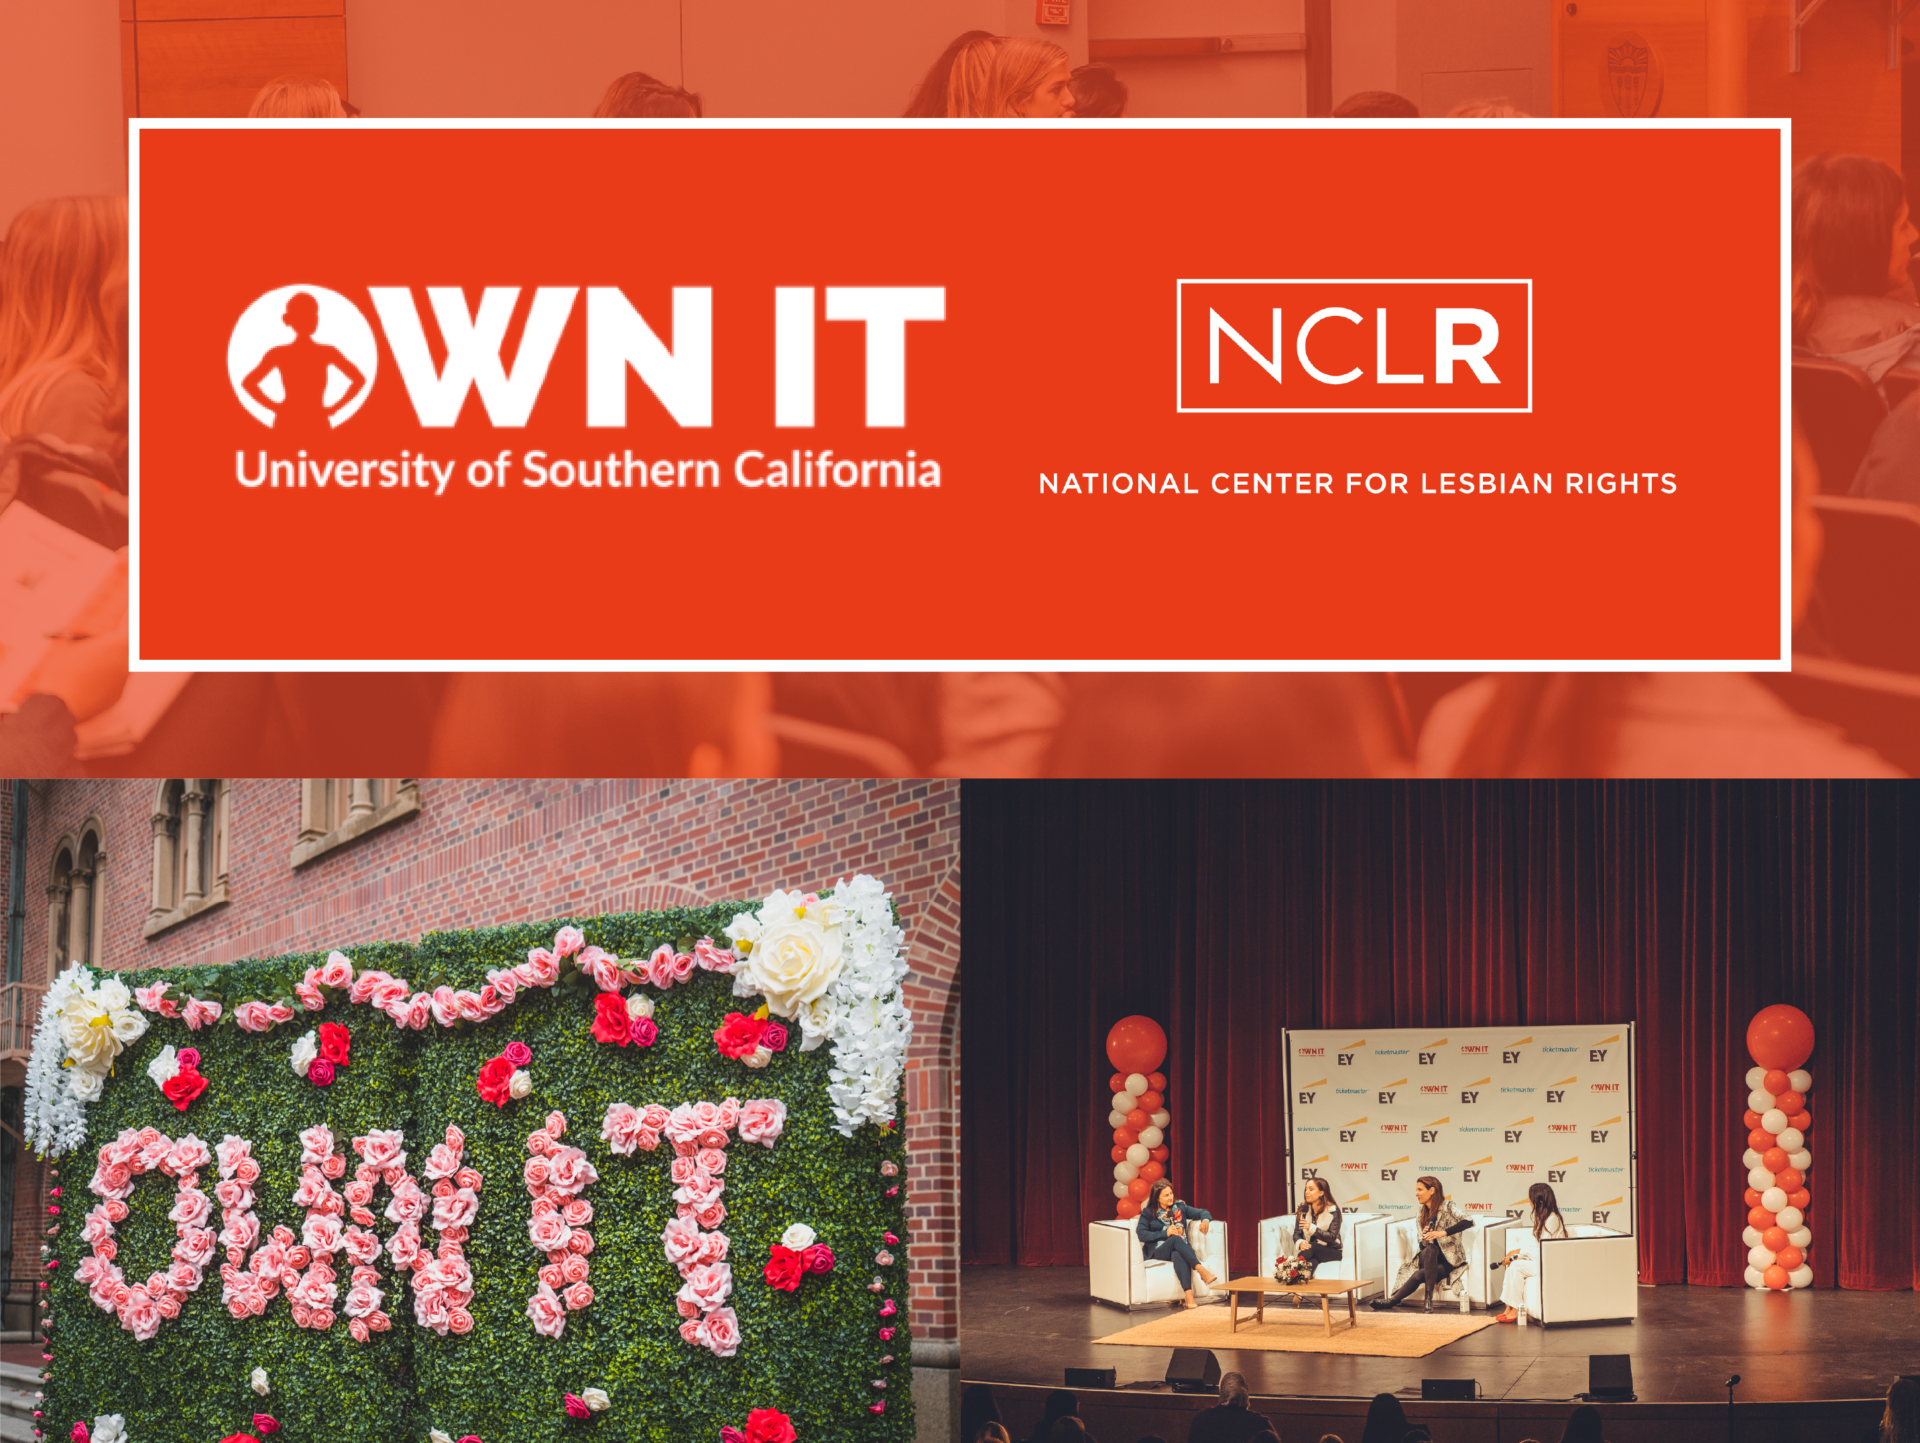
[1370,1175,1470,1312]
[1136,1179,1218,1308]
[1284,1177,1342,1303]
[1792,153,1920,385]
[1493,1182,1567,1323]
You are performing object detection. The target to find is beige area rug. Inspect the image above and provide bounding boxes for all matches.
[1093,1301,1494,1357]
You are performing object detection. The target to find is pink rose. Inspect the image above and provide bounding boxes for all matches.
[522,948,561,986]
[641,1103,671,1131]
[318,951,355,989]
[386,1221,421,1269]
[693,1201,728,1230]
[182,996,223,1030]
[424,1142,461,1181]
[168,1135,211,1174]
[762,1022,789,1052]
[528,1212,572,1253]
[567,1230,594,1256]
[697,1148,728,1176]
[583,952,625,992]
[548,1148,597,1196]
[344,1178,375,1209]
[560,1251,590,1285]
[343,1226,381,1264]
[693,937,734,972]
[356,1130,406,1170]
[168,1259,204,1294]
[698,1230,731,1266]
[169,1189,212,1228]
[215,1179,255,1211]
[553,925,585,958]
[601,1103,645,1156]
[662,1215,703,1268]
[670,950,696,982]
[487,967,521,1003]
[348,968,387,1003]
[804,1244,836,1273]
[524,1157,551,1189]
[219,1211,260,1252]
[234,1000,277,1032]
[526,1281,567,1338]
[448,1308,473,1334]
[234,1157,262,1186]
[385,1177,427,1224]
[697,1306,741,1358]
[539,1263,564,1289]
[405,994,433,1029]
[502,1039,532,1068]
[135,981,180,1017]
[672,1169,720,1207]
[738,1098,788,1148]
[454,989,488,1022]
[344,1282,382,1318]
[368,976,409,1011]
[302,1214,344,1254]
[562,1198,593,1228]
[118,1285,162,1340]
[454,1166,483,1191]
[630,1017,658,1047]
[433,1188,479,1231]
[678,1317,704,1346]
[678,1261,733,1311]
[294,977,327,1011]
[646,945,677,990]
[562,1281,594,1310]
[545,1110,568,1139]
[299,1124,336,1165]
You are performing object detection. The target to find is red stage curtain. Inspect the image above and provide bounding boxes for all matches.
[959,781,1920,1290]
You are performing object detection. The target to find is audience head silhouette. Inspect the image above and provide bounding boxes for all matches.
[1334,90,1419,118]
[1068,65,1129,118]
[1885,1377,1920,1443]
[0,194,128,443]
[905,30,997,116]
[1359,1393,1411,1443]
[1792,152,1916,342]
[593,71,703,118]
[1557,1403,1605,1443]
[1448,98,1529,117]
[248,76,347,117]
[946,36,1074,117]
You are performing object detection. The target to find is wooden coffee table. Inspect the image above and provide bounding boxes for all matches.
[1224,1277,1373,1338]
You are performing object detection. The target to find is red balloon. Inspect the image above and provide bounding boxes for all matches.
[1138,1090,1164,1112]
[1110,1072,1127,1093]
[1789,1189,1811,1211]
[1775,1245,1804,1272]
[1110,1145,1127,1163]
[1749,1129,1775,1153]
[1744,1188,1764,1210]
[1106,1015,1169,1075]
[1775,1090,1805,1115]
[1775,1167,1804,1193]
[1150,1145,1170,1162]
[1761,1226,1789,1252]
[1763,1264,1790,1290]
[1126,1108,1151,1132]
[1743,1109,1764,1131]
[1761,1147,1790,1173]
[1139,1160,1164,1183]
[1748,1206,1776,1230]
[1116,1198,1141,1219]
[1762,1069,1791,1096]
[1149,1071,1168,1093]
[1113,1128,1137,1148]
[1747,1005,1814,1071]
[1790,1110,1812,1132]
[1126,1177,1151,1201]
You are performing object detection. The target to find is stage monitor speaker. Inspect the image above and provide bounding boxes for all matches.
[1585,1354,1635,1402]
[1420,1378,1477,1400]
[1064,1368,1116,1390]
[1166,1348,1221,1394]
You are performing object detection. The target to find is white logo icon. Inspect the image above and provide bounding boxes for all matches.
[228,285,379,429]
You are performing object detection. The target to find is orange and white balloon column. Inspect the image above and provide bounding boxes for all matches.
[1106,1015,1170,1221]
[1741,1004,1815,1291]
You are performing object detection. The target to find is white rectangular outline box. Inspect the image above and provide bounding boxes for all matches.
[1176,278,1534,414]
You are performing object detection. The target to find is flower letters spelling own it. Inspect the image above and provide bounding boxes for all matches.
[79,1128,214,1341]
[523,1112,598,1338]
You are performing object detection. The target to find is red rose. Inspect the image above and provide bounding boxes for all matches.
[253,1416,279,1436]
[318,1022,351,1066]
[503,1040,533,1067]
[745,1409,797,1443]
[590,992,631,1047]
[161,1069,208,1111]
[307,1057,335,1087]
[476,1056,514,1106]
[713,1012,766,1060]
[761,1023,788,1052]
[218,1435,260,1443]
[762,1244,804,1292]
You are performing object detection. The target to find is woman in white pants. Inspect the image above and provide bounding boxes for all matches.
[1495,1182,1567,1322]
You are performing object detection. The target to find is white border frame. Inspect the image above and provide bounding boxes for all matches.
[128,116,1790,673]
[1176,278,1534,414]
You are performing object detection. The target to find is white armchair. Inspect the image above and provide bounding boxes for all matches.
[1257,1211,1389,1299]
[1526,1225,1638,1326]
[1385,1215,1514,1308]
[1088,1216,1230,1309]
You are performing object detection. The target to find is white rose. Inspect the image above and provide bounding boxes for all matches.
[430,1430,454,1443]
[781,1223,817,1250]
[723,911,762,953]
[147,1045,181,1089]
[60,1000,121,1070]
[108,1003,148,1046]
[93,1416,126,1443]
[290,1030,318,1078]
[743,1046,771,1070]
[581,1388,611,1412]
[67,1067,106,1102]
[95,978,132,1013]
[742,915,844,1019]
[626,994,654,1020]
[251,1367,270,1395]
[507,1069,532,1100]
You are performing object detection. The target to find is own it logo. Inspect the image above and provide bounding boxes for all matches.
[227,285,379,431]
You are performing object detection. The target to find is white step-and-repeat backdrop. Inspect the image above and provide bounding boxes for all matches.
[1284,1025,1636,1231]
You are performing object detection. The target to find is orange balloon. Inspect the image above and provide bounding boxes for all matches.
[1775,1167,1804,1193]
[1761,1226,1789,1252]
[1111,1145,1128,1163]
[1775,1090,1804,1115]
[1743,1109,1764,1131]
[1110,1072,1127,1093]
[1149,1071,1168,1093]
[1139,1160,1165,1183]
[1747,1005,1814,1071]
[1106,1015,1169,1075]
[1116,1198,1141,1219]
[1775,1245,1804,1272]
[1150,1145,1170,1162]
[1761,1147,1789,1173]
[1763,1264,1789,1290]
[1748,1206,1776,1230]
[1126,1108,1151,1132]
[1744,1188,1764,1210]
[1138,1090,1164,1112]
[1749,1129,1775,1153]
[1762,1069,1790,1096]
[1126,1177,1151,1201]
[1790,1110,1812,1132]
[1789,1189,1810,1211]
[1113,1128,1137,1148]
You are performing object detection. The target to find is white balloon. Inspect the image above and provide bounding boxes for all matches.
[1115,1162,1137,1182]
[1745,1266,1766,1289]
[1748,1088,1775,1113]
[1776,1206,1804,1230]
[1761,1109,1789,1135]
[1748,1166,1775,1192]
[1113,1090,1135,1111]
[1139,1126,1164,1148]
[1126,1143,1150,1166]
[1113,1181,1130,1200]
[1109,1110,1131,1129]
[1761,1187,1788,1213]
[1748,1244,1777,1270]
[1788,1150,1811,1172]
[1777,1127,1804,1152]
[1788,1227,1811,1250]
[1789,1265,1813,1289]
[1788,1069,1812,1094]
[1742,1227,1762,1248]
[1151,1110,1171,1128]
[1126,1073,1149,1096]
[1746,1066,1767,1090]
[1742,1149,1763,1171]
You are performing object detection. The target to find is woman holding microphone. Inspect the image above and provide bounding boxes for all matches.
[1137,1179,1219,1308]
[1493,1182,1567,1323]
[1370,1175,1471,1311]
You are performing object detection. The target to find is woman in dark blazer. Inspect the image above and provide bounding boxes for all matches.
[1370,1175,1471,1312]
[1136,1179,1218,1308]
[1292,1176,1344,1265]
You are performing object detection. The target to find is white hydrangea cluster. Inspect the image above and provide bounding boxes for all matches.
[726,874,910,1137]
[25,963,148,1156]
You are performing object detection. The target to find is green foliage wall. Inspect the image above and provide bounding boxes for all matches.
[43,907,912,1443]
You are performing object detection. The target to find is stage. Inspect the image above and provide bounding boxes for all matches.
[960,1265,1905,1441]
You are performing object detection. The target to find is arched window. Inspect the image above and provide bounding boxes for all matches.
[46,819,105,973]
[292,779,419,867]
[143,781,230,938]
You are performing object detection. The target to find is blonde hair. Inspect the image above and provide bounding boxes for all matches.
[946,36,1068,117]
[0,195,128,440]
[593,71,702,118]
[248,76,347,118]
[1448,99,1530,117]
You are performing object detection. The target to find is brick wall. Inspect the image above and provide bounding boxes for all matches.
[2,777,961,1342]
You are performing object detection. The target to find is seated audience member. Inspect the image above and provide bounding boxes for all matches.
[1049,1419,1093,1443]
[1447,99,1529,116]
[1188,1374,1277,1443]
[947,36,1075,117]
[1333,90,1419,118]
[1885,1377,1920,1443]
[1420,425,1903,777]
[593,71,703,117]
[978,1429,1012,1443]
[1792,153,1920,382]
[248,76,349,117]
[1022,1392,1079,1443]
[1557,1406,1605,1443]
[961,1383,1004,1443]
[905,30,997,115]
[1359,1395,1410,1443]
[1069,65,1129,117]
[0,195,126,458]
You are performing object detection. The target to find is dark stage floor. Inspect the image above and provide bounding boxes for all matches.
[962,1264,1917,1406]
